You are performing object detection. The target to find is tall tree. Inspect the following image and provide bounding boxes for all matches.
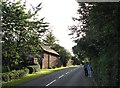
[42,28,71,66]
[2,1,49,71]
[42,29,58,47]
[69,2,119,86]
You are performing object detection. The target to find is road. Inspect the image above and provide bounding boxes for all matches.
[18,66,95,86]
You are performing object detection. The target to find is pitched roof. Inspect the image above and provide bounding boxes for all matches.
[40,45,59,56]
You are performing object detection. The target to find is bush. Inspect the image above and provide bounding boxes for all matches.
[24,68,29,75]
[27,65,40,74]
[8,72,15,80]
[2,68,29,82]
[17,70,25,78]
[33,65,40,72]
[2,73,10,82]
[12,71,19,79]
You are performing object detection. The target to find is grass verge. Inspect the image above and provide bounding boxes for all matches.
[2,69,53,87]
[2,65,79,87]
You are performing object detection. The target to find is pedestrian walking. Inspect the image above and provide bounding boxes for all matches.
[83,62,88,77]
[87,63,92,77]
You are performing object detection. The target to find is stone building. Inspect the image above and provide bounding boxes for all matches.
[40,45,61,69]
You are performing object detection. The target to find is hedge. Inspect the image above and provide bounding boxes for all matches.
[27,65,40,74]
[2,68,29,82]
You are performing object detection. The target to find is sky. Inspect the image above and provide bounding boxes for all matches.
[32,0,79,54]
[11,0,79,54]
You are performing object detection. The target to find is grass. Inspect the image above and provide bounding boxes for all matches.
[2,69,53,87]
[2,65,79,87]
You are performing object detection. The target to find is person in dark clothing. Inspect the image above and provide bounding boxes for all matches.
[84,62,88,77]
[87,63,92,77]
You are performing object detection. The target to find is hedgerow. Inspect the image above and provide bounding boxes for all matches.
[2,68,29,82]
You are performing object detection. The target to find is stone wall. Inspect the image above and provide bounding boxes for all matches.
[42,52,61,69]
[42,53,49,68]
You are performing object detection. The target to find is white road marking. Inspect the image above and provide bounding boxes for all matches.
[58,75,64,79]
[46,68,79,86]
[66,72,69,74]
[46,79,56,86]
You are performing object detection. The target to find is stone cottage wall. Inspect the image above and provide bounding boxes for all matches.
[42,52,61,69]
[42,53,48,68]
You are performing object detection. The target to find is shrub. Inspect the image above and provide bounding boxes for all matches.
[8,72,15,80]
[13,71,19,79]
[24,68,29,75]
[2,68,29,82]
[17,70,26,78]
[2,73,9,82]
[27,65,40,74]
[33,65,40,72]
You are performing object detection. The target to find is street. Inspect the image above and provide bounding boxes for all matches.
[20,66,95,86]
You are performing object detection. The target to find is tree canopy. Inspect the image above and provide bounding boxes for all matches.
[2,1,49,71]
[42,29,58,47]
[52,44,71,66]
[69,2,119,86]
[2,0,73,71]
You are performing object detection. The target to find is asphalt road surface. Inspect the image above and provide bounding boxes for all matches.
[18,66,95,86]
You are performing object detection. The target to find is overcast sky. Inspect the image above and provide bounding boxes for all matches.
[26,0,79,54]
[10,0,79,54]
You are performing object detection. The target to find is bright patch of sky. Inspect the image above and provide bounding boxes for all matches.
[9,0,79,54]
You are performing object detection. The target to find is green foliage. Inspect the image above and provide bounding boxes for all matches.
[71,54,80,65]
[2,68,29,82]
[2,66,10,72]
[2,67,73,86]
[24,68,30,74]
[69,2,119,86]
[42,29,72,66]
[43,30,56,45]
[2,73,10,82]
[27,65,40,74]
[52,44,71,66]
[2,1,49,71]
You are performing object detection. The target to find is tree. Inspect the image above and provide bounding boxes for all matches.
[2,1,49,71]
[71,54,80,65]
[42,29,58,47]
[69,2,119,86]
[41,27,71,66]
[52,44,71,66]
